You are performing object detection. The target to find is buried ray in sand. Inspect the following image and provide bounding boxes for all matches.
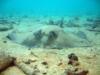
[0,16,100,75]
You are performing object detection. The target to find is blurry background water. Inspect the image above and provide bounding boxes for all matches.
[0,0,100,16]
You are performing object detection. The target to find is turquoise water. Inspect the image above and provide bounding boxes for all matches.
[0,0,100,16]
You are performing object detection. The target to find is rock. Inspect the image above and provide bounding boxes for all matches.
[66,53,89,75]
[15,62,35,75]
[41,61,48,65]
[68,53,79,66]
[0,66,25,75]
[15,60,40,75]
[68,53,78,61]
[0,55,15,72]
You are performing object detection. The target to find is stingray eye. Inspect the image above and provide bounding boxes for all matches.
[48,31,58,40]
[34,30,43,39]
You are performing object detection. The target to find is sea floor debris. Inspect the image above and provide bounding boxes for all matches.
[0,47,99,75]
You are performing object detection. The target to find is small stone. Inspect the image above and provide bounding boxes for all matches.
[68,53,78,61]
[41,61,48,65]
[42,72,47,75]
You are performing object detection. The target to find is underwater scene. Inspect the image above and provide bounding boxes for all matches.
[0,0,100,75]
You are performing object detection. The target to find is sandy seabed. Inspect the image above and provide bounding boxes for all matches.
[0,16,100,75]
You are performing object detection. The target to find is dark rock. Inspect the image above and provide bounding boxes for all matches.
[68,53,79,66]
[42,72,47,75]
[0,56,15,72]
[68,53,78,61]
[41,61,48,65]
